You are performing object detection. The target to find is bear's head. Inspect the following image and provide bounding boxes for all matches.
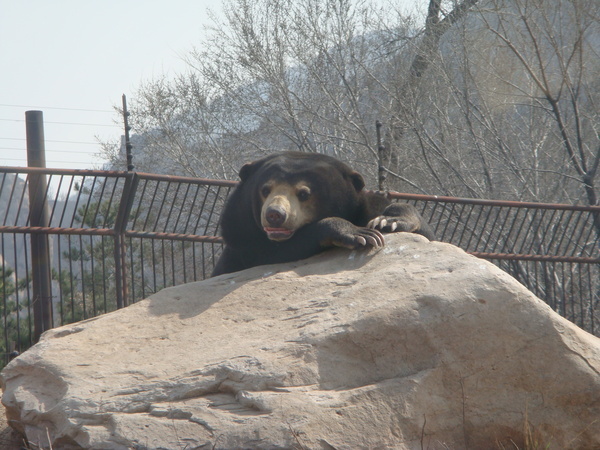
[238,152,365,241]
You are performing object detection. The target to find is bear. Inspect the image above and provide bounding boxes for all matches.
[212,152,435,276]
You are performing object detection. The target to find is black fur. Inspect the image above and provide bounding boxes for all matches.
[212,152,434,276]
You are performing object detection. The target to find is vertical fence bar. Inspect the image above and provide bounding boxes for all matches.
[1,236,9,364]
[25,111,53,341]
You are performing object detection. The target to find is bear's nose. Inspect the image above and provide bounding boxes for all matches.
[266,206,287,227]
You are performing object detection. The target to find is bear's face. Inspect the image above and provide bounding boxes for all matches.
[238,152,365,242]
[259,179,318,241]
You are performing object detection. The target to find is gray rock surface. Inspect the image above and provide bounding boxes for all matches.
[2,233,599,449]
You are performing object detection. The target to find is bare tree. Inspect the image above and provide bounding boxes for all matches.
[385,0,600,206]
[106,73,250,179]
[185,0,410,180]
[105,0,598,207]
[104,0,394,179]
[478,0,600,206]
[102,0,479,186]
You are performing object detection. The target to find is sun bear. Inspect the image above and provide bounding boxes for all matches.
[212,152,435,276]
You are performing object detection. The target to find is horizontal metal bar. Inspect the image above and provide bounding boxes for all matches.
[0,166,239,188]
[134,172,238,188]
[6,168,595,211]
[0,166,128,177]
[389,191,600,212]
[0,225,224,244]
[3,225,595,263]
[3,166,597,211]
[125,230,224,243]
[0,225,115,236]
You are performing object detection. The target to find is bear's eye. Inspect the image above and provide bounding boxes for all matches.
[261,185,271,198]
[297,188,311,202]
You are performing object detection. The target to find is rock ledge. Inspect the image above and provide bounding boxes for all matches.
[2,234,600,449]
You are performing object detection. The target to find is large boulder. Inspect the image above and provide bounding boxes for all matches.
[1,234,599,449]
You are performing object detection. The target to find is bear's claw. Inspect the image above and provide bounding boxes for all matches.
[368,216,409,233]
[347,227,385,249]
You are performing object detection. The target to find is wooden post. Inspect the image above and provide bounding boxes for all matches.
[25,110,53,340]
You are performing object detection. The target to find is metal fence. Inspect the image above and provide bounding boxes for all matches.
[391,192,600,336]
[1,167,599,368]
[0,167,235,367]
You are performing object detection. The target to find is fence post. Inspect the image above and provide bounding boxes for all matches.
[25,110,53,340]
[113,172,139,308]
[376,120,386,191]
[122,94,134,172]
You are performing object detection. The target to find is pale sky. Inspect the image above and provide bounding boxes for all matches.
[0,0,222,169]
[0,0,420,170]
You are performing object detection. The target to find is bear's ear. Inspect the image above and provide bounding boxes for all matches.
[349,171,365,192]
[239,160,261,182]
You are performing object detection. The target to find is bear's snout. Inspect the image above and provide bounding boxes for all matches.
[265,205,287,227]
